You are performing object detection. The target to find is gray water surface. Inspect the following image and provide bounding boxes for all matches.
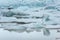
[0,28,60,40]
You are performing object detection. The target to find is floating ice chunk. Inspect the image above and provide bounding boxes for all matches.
[1,23,27,30]
[0,17,16,22]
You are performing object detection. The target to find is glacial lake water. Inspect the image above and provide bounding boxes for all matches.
[0,28,60,40]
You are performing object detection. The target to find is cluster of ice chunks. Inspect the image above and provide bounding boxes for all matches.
[0,0,60,36]
[1,11,29,17]
[43,14,60,25]
[0,6,60,25]
[0,23,50,36]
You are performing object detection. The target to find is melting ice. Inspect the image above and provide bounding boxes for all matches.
[0,0,60,36]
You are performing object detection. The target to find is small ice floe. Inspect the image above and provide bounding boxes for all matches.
[0,16,17,22]
[4,29,25,33]
[2,10,30,17]
[44,20,58,25]
[2,24,27,30]
[4,26,27,33]
[43,14,60,25]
